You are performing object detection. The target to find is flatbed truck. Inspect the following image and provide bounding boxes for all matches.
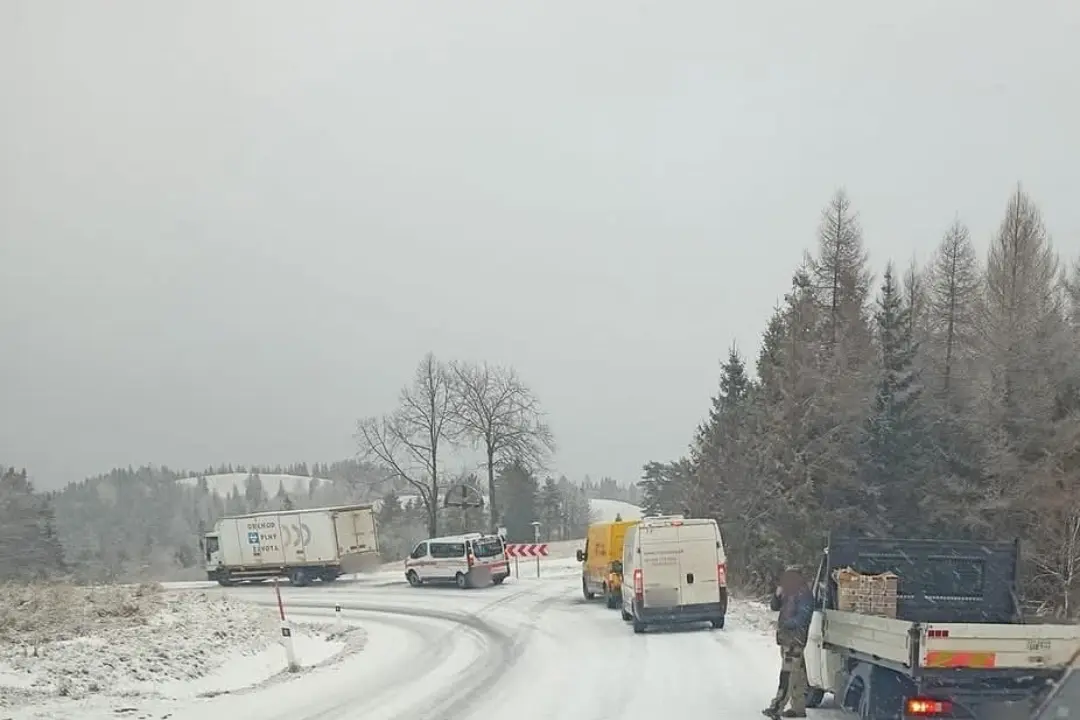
[803,535,1080,719]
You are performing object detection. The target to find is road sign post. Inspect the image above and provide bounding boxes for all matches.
[504,542,549,581]
[273,578,299,672]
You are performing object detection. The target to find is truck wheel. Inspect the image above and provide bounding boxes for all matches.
[320,570,339,583]
[632,619,647,634]
[710,615,725,629]
[805,687,825,709]
[406,570,422,587]
[621,607,632,622]
[289,569,310,587]
[217,576,235,587]
[582,578,595,600]
[455,572,470,589]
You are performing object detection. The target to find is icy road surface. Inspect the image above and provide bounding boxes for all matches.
[17,558,847,720]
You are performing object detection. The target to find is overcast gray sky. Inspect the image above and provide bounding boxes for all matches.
[2,1,1078,490]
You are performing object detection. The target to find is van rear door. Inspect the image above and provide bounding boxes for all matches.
[638,523,683,609]
[677,520,721,606]
[470,535,506,572]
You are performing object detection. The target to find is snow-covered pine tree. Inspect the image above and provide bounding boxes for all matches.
[244,472,265,510]
[537,477,561,541]
[496,461,538,542]
[860,262,929,536]
[689,345,753,533]
[0,469,67,581]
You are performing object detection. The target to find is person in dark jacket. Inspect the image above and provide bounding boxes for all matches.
[762,567,814,718]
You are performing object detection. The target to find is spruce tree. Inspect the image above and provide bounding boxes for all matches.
[860,262,927,535]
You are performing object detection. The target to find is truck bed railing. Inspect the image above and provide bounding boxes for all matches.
[825,535,1021,624]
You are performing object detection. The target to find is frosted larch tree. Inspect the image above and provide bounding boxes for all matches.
[926,219,982,403]
[806,189,873,362]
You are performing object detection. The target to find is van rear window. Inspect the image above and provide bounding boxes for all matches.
[471,537,503,558]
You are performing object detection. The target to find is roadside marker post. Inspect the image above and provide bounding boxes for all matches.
[335,603,343,633]
[531,522,541,579]
[273,578,299,672]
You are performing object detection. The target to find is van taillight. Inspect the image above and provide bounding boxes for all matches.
[633,568,643,597]
[905,698,951,716]
[717,563,727,587]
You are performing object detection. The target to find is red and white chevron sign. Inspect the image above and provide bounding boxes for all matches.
[504,543,549,558]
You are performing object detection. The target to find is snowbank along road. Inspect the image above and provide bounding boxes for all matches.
[4,553,849,720]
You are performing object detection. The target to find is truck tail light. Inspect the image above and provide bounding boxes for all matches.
[926,628,950,638]
[633,568,643,598]
[717,562,727,587]
[905,698,951,716]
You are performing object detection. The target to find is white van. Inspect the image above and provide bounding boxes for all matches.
[619,514,728,634]
[404,532,509,589]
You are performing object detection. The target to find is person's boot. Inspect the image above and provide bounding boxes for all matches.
[762,671,790,717]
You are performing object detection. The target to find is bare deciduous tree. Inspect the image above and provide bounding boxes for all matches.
[450,361,555,531]
[356,353,460,536]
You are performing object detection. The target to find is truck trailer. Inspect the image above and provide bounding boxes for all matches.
[202,505,379,587]
[803,534,1080,719]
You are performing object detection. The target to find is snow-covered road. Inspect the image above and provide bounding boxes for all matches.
[183,561,844,720]
[8,561,848,720]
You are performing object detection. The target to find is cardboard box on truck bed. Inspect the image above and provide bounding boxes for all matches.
[833,567,898,618]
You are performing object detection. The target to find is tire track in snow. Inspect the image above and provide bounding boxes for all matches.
[263,585,547,720]
[301,606,472,720]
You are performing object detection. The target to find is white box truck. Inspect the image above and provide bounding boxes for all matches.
[202,505,379,586]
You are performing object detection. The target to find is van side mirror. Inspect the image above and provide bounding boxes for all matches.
[576,549,585,562]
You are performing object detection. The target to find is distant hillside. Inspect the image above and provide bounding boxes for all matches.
[379,491,640,527]
[177,472,315,497]
[181,474,641,527]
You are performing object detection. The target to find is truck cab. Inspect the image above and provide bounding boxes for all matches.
[203,533,220,565]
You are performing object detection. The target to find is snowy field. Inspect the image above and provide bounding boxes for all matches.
[0,583,362,718]
[3,556,847,720]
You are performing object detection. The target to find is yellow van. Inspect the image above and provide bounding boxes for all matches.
[576,519,640,608]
